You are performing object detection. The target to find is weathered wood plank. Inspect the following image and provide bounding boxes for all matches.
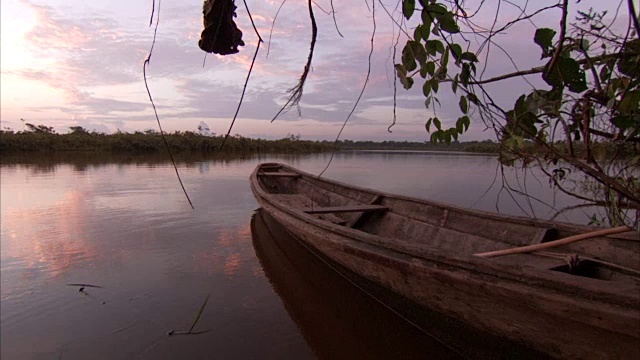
[303,204,389,214]
[258,172,301,178]
[250,162,640,359]
[260,165,282,170]
[347,195,384,228]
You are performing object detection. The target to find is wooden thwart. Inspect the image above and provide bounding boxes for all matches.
[304,204,389,214]
[346,195,384,228]
[475,226,633,258]
[258,172,301,178]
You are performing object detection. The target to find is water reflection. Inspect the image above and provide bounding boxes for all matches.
[251,209,460,359]
[1,155,313,359]
[1,191,100,281]
[251,209,549,359]
[1,151,593,359]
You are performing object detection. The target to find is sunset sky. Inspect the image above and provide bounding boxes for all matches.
[0,0,627,141]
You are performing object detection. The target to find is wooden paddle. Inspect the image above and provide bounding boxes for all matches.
[474,226,634,258]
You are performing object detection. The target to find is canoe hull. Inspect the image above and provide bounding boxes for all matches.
[250,163,640,359]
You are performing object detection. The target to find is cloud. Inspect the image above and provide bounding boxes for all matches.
[7,0,607,141]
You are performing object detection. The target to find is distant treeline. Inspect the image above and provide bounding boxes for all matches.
[0,125,501,154]
[336,139,500,153]
[6,124,633,158]
[0,128,334,153]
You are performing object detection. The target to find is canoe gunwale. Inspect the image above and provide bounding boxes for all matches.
[250,162,640,358]
[250,163,640,305]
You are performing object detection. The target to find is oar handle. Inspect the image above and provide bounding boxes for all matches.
[474,226,634,258]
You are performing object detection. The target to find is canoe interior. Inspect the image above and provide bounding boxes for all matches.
[255,163,640,284]
[251,209,550,359]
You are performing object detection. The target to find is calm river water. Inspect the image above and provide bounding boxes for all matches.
[1,151,587,359]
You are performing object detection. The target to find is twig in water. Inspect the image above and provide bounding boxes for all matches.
[143,0,194,209]
[188,293,210,334]
[110,322,136,335]
[67,283,104,288]
[167,294,211,336]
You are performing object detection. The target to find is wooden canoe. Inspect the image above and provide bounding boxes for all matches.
[250,162,640,359]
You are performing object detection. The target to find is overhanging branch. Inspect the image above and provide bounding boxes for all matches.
[445,52,638,85]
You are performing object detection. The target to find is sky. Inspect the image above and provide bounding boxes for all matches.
[0,0,629,141]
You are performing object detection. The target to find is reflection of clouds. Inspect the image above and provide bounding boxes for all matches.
[224,253,242,276]
[1,190,99,282]
[192,223,252,277]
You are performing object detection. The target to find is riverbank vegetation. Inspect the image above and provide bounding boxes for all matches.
[0,127,335,153]
[337,139,499,152]
[0,125,502,154]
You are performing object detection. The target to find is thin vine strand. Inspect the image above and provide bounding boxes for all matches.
[143,0,194,209]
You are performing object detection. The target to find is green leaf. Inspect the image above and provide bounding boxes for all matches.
[426,40,444,55]
[599,65,611,83]
[434,40,445,54]
[430,78,439,93]
[420,24,431,40]
[425,61,436,76]
[425,96,432,108]
[405,77,414,89]
[439,14,460,34]
[534,28,556,56]
[410,41,427,65]
[402,42,417,72]
[450,128,459,141]
[467,93,479,105]
[456,117,465,133]
[611,115,637,129]
[403,0,415,19]
[618,39,640,76]
[433,117,441,130]
[420,65,428,78]
[395,64,414,90]
[579,38,589,52]
[450,44,463,62]
[544,57,587,93]
[461,52,479,62]
[460,63,471,85]
[618,55,640,77]
[514,94,528,116]
[428,3,448,17]
[444,130,452,144]
[451,75,459,94]
[431,22,440,36]
[441,47,450,67]
[619,90,640,113]
[506,108,538,139]
[413,25,422,41]
[462,115,470,131]
[422,80,431,97]
[426,118,433,132]
[434,66,447,80]
[421,9,434,34]
[459,96,468,113]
